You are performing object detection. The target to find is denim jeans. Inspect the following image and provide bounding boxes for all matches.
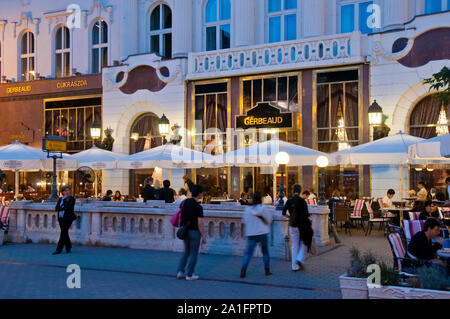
[178,230,201,277]
[241,234,270,270]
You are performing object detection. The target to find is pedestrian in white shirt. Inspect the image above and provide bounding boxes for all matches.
[417,181,428,201]
[382,189,396,208]
[174,188,188,206]
[240,191,273,278]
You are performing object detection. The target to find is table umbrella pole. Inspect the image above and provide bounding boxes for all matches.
[95,170,98,198]
[14,170,19,200]
[399,164,404,200]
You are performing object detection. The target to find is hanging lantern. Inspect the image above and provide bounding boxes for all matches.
[336,99,350,151]
[436,102,449,136]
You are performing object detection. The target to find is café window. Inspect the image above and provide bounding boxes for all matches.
[316,70,359,153]
[55,26,71,78]
[20,31,36,81]
[339,1,375,34]
[44,97,102,153]
[424,0,450,14]
[242,73,299,114]
[149,3,172,59]
[91,20,108,74]
[205,0,231,51]
[267,0,297,43]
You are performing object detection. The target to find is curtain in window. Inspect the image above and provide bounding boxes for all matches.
[409,96,444,139]
[317,84,329,147]
[344,82,358,142]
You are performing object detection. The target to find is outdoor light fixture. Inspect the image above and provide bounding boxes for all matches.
[90,120,102,140]
[368,100,383,126]
[158,114,170,143]
[131,132,139,141]
[275,152,290,211]
[436,102,449,136]
[316,156,329,205]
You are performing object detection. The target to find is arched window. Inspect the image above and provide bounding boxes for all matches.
[55,26,71,77]
[205,0,231,51]
[91,20,108,74]
[149,3,172,58]
[20,31,36,81]
[267,0,297,43]
[409,95,449,139]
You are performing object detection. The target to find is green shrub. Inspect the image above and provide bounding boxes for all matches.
[379,262,400,286]
[348,246,378,278]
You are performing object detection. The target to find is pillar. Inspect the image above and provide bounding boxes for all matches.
[302,0,326,38]
[172,0,193,58]
[234,0,255,47]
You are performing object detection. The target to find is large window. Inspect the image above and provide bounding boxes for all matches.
[149,3,172,58]
[425,0,450,13]
[316,70,359,153]
[242,73,299,114]
[409,95,449,139]
[91,20,108,74]
[55,26,71,77]
[44,97,102,153]
[20,31,36,81]
[339,1,375,34]
[205,0,231,51]
[267,0,297,43]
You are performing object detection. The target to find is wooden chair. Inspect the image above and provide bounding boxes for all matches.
[365,201,388,236]
[334,201,352,235]
[349,199,365,230]
[402,220,426,244]
[387,233,419,276]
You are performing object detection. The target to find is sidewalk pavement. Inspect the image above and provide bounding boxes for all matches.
[0,229,390,299]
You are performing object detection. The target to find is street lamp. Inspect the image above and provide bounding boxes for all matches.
[90,120,102,140]
[275,151,290,211]
[158,114,170,144]
[316,155,329,205]
[368,100,383,126]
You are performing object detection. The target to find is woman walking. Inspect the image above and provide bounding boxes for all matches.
[177,185,206,280]
[240,191,273,278]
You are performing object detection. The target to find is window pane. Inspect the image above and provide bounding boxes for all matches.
[92,48,99,73]
[341,4,355,33]
[219,0,231,20]
[101,21,108,44]
[263,78,276,102]
[85,108,93,139]
[288,76,298,111]
[29,56,34,74]
[243,80,252,113]
[269,0,281,12]
[77,108,84,140]
[163,4,172,29]
[284,14,296,40]
[284,0,297,10]
[65,27,70,48]
[425,0,442,13]
[29,33,35,53]
[56,28,62,50]
[56,53,62,78]
[64,52,70,77]
[92,22,100,45]
[69,109,76,141]
[278,77,287,105]
[151,35,160,54]
[21,33,28,54]
[220,24,230,49]
[359,1,374,34]
[269,17,281,43]
[21,58,27,80]
[206,0,218,23]
[253,79,262,105]
[206,26,217,51]
[150,5,161,30]
[163,33,172,58]
[101,47,108,67]
[45,111,52,136]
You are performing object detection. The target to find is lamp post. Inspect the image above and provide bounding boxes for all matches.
[316,156,329,206]
[368,100,383,141]
[275,152,290,211]
[158,114,170,144]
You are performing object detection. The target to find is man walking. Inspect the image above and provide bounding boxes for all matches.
[53,186,77,255]
[282,184,313,271]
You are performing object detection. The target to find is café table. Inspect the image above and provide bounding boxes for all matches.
[386,207,412,224]
[209,198,236,204]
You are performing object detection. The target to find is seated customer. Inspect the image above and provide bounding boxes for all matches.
[327,190,343,222]
[239,193,249,205]
[382,189,396,208]
[419,200,441,220]
[301,190,310,200]
[102,190,113,201]
[408,218,444,263]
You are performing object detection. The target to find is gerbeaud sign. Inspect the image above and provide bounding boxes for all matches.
[235,102,293,130]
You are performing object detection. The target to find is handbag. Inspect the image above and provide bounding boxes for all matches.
[170,200,185,227]
[176,221,190,240]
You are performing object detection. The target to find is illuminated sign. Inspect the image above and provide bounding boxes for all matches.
[56,79,88,89]
[6,86,32,94]
[42,136,67,153]
[236,102,293,129]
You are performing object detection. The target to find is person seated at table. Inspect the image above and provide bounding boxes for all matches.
[26,184,35,192]
[239,193,249,206]
[417,181,428,201]
[419,200,441,220]
[327,190,343,223]
[113,191,123,202]
[102,190,113,201]
[445,177,450,201]
[307,188,317,201]
[175,188,188,205]
[408,218,444,265]
[382,189,396,208]
[159,180,176,203]
[301,190,310,200]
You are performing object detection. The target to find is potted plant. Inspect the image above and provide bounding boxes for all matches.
[339,247,377,299]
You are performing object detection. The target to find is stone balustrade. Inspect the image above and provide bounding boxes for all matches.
[187,31,365,79]
[6,200,330,258]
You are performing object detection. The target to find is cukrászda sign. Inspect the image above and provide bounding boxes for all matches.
[236,102,293,129]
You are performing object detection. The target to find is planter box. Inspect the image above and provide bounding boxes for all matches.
[339,274,369,299]
[368,285,450,299]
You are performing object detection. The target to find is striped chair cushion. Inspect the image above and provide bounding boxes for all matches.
[306,198,317,205]
[351,199,364,218]
[389,233,406,272]
[0,206,7,224]
[402,220,426,243]
[408,211,421,220]
[438,207,449,219]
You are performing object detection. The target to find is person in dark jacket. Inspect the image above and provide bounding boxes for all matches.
[53,186,77,255]
[282,184,313,271]
[408,218,444,263]
[141,177,156,202]
[239,193,249,205]
[159,180,176,203]
[419,200,441,220]
[102,190,113,201]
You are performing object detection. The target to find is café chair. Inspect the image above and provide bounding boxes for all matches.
[333,201,352,235]
[349,199,365,230]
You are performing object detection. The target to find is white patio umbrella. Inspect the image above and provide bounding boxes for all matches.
[217,139,328,167]
[71,146,126,196]
[40,153,78,171]
[118,143,217,169]
[329,131,425,198]
[408,133,450,163]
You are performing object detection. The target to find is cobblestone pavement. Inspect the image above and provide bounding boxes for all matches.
[0,229,390,299]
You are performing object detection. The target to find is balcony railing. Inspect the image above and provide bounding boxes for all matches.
[187,31,364,79]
